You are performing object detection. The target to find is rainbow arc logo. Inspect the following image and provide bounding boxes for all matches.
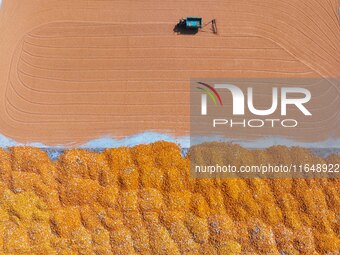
[196,82,223,106]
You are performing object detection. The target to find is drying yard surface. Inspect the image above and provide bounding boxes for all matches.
[0,0,339,144]
[0,142,339,254]
[0,1,340,254]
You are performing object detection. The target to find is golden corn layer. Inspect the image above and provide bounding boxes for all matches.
[0,142,339,255]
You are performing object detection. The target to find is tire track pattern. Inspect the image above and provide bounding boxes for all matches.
[2,0,339,144]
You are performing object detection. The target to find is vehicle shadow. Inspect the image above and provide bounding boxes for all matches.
[173,19,199,35]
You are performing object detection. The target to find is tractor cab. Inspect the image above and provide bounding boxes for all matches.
[185,17,202,29]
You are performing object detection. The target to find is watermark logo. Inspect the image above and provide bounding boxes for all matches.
[190,78,339,178]
[196,82,223,115]
[198,82,312,117]
[192,79,314,129]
